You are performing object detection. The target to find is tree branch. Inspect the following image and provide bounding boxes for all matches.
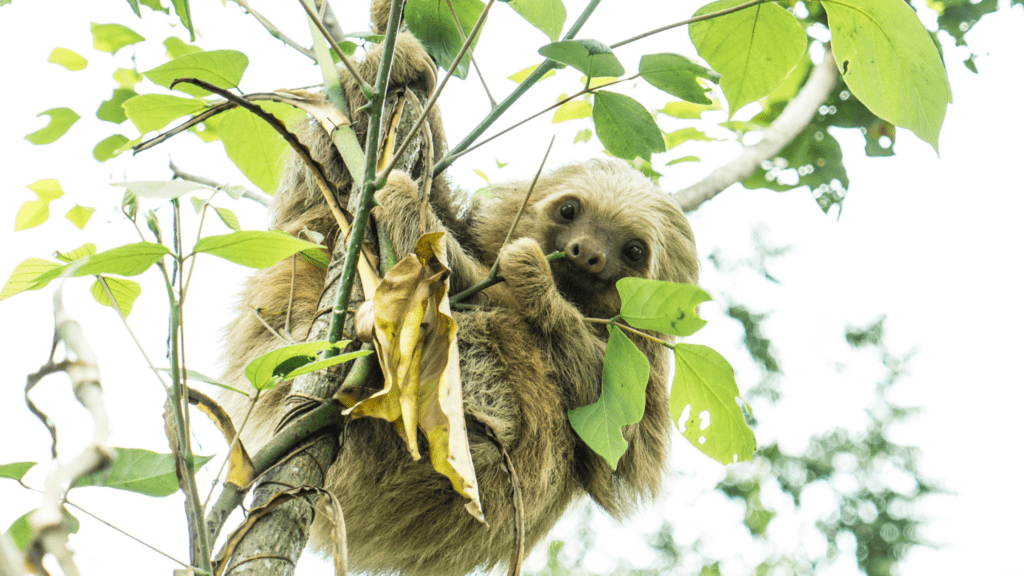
[673,47,840,212]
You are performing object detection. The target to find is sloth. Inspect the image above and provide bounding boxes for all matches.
[218,18,700,576]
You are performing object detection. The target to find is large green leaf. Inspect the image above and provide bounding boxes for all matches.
[617,278,711,337]
[143,49,248,98]
[639,53,717,105]
[91,23,145,54]
[218,102,303,194]
[0,259,63,301]
[405,0,486,79]
[25,108,80,145]
[538,39,624,79]
[568,327,650,469]
[14,243,172,294]
[689,0,806,115]
[244,340,370,391]
[193,231,324,268]
[75,447,212,497]
[824,0,951,152]
[672,343,755,465]
[592,91,664,161]
[122,94,206,135]
[507,0,566,41]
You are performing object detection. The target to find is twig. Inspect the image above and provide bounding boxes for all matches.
[229,0,316,59]
[445,73,640,166]
[375,0,497,187]
[609,0,767,49]
[169,160,271,206]
[298,0,373,97]
[445,0,497,108]
[586,317,667,346]
[673,47,840,212]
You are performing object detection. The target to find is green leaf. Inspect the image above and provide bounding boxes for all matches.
[93,134,131,162]
[568,327,650,469]
[0,259,62,301]
[170,0,194,41]
[219,102,303,194]
[75,447,212,497]
[639,53,716,105]
[91,23,145,54]
[665,127,714,149]
[65,206,95,230]
[5,509,78,551]
[145,210,162,243]
[666,155,700,165]
[552,100,592,123]
[574,129,592,144]
[47,48,87,71]
[96,88,137,124]
[743,124,849,214]
[54,243,98,263]
[689,0,806,115]
[508,63,555,84]
[824,0,951,152]
[122,93,206,135]
[244,340,365,391]
[25,108,80,145]
[163,36,202,59]
[112,179,210,199]
[507,0,566,41]
[25,242,171,291]
[592,91,664,161]
[91,276,142,316]
[672,343,755,464]
[538,39,624,79]
[15,179,65,231]
[193,231,323,268]
[617,278,711,337]
[114,67,143,89]
[659,100,717,119]
[405,0,486,79]
[143,49,248,97]
[0,462,36,480]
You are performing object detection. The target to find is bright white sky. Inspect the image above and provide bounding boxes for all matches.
[0,1,1021,575]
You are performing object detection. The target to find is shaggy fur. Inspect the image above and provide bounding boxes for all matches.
[218,23,700,576]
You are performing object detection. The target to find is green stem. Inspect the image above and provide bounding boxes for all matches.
[433,0,604,176]
[325,0,406,352]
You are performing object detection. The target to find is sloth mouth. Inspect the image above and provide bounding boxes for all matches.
[550,260,617,308]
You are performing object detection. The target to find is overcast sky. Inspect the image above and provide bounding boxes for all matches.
[0,1,1021,575]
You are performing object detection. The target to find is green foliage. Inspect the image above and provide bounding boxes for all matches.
[639,53,717,104]
[617,278,711,337]
[91,22,145,54]
[0,462,36,481]
[93,134,131,161]
[244,341,372,391]
[65,205,96,229]
[592,91,664,161]
[192,231,324,268]
[672,343,756,464]
[507,0,566,42]
[405,0,486,79]
[97,88,137,124]
[568,327,650,469]
[143,49,249,97]
[25,108,80,145]
[218,102,305,194]
[75,447,213,497]
[47,47,87,71]
[4,509,79,551]
[15,179,64,231]
[824,0,951,152]
[538,39,624,79]
[91,276,142,316]
[690,0,806,115]
[114,179,209,199]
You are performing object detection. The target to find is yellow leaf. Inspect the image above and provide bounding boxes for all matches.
[348,232,483,522]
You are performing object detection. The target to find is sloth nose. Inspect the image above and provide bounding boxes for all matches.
[566,239,606,274]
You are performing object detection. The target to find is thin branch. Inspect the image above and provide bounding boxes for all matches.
[445,0,497,108]
[229,0,316,59]
[169,160,271,206]
[298,0,373,96]
[586,317,667,346]
[673,47,840,212]
[445,73,640,167]
[435,0,604,176]
[376,0,497,187]
[610,0,767,49]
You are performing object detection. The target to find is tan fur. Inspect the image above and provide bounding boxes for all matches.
[219,23,699,576]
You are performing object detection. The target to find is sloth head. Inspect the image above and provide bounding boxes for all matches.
[469,159,699,319]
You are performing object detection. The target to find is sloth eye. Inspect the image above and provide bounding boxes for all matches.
[624,242,645,263]
[557,201,578,221]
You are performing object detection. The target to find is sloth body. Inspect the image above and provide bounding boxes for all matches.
[219,29,699,576]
